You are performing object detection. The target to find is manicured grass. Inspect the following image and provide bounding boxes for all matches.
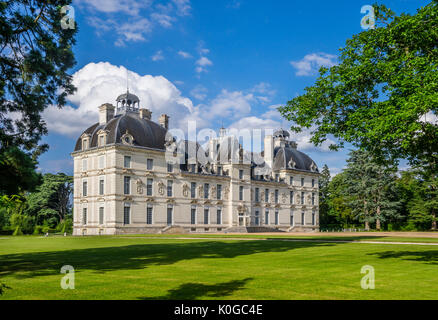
[0,235,437,300]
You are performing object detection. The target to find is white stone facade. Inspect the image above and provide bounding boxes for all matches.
[72,94,319,235]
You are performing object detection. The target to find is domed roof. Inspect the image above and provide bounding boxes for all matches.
[116,91,139,103]
[272,146,318,172]
[74,112,167,151]
[273,129,290,139]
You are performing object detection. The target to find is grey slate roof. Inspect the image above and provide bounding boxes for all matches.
[272,146,318,172]
[74,112,167,151]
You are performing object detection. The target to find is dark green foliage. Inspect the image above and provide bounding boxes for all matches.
[25,173,73,227]
[279,2,438,169]
[0,0,77,195]
[0,0,77,153]
[0,146,42,194]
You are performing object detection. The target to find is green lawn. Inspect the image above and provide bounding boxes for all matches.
[0,235,437,300]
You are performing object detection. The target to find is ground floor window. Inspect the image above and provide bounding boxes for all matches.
[265,210,269,225]
[290,211,294,226]
[217,209,222,225]
[312,211,316,225]
[167,206,173,226]
[124,206,130,225]
[82,208,87,225]
[147,206,153,225]
[99,207,104,225]
[275,211,279,225]
[204,208,209,224]
[191,207,196,225]
[255,210,260,226]
[301,211,305,225]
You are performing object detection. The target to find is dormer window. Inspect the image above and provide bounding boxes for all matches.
[81,133,91,150]
[97,130,108,147]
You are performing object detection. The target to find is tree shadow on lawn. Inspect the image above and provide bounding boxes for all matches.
[369,250,438,265]
[139,278,254,300]
[266,235,396,242]
[0,240,334,279]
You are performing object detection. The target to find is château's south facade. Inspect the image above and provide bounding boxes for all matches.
[72,91,320,235]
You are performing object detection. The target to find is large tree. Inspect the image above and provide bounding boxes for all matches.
[0,0,77,194]
[278,2,438,170]
[25,173,73,227]
[342,149,401,230]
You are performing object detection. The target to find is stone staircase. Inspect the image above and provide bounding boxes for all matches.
[159,225,187,234]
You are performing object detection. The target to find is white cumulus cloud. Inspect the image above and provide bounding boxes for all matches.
[43,62,198,137]
[290,53,337,76]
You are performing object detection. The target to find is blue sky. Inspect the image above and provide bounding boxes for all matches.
[38,0,431,175]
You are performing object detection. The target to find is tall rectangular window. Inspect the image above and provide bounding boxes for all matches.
[217,166,222,175]
[312,179,315,188]
[255,210,260,225]
[301,192,305,204]
[167,206,173,226]
[82,208,87,225]
[217,184,222,200]
[99,207,104,225]
[167,163,173,173]
[167,180,173,197]
[147,159,153,170]
[190,164,196,173]
[255,188,259,202]
[290,210,294,226]
[124,206,130,225]
[82,159,88,172]
[239,186,244,201]
[191,182,196,198]
[147,178,153,196]
[265,189,269,202]
[312,211,316,225]
[275,211,279,225]
[301,177,305,187]
[147,206,153,225]
[239,170,243,179]
[290,176,294,185]
[124,156,131,168]
[217,209,222,225]
[99,178,104,195]
[204,183,209,199]
[204,208,209,224]
[275,190,279,204]
[290,191,294,204]
[301,211,305,225]
[275,174,279,182]
[265,210,269,225]
[83,181,88,197]
[312,193,315,205]
[124,176,131,195]
[191,207,196,225]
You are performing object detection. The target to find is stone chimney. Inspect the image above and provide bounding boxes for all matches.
[99,103,115,125]
[159,114,169,130]
[139,108,152,120]
[264,135,274,170]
